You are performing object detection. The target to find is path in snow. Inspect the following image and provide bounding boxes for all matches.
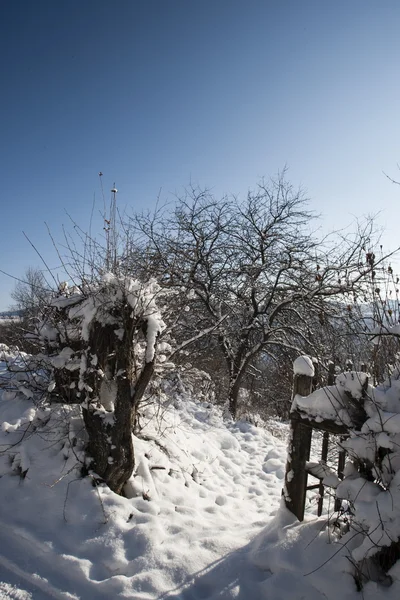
[0,373,333,599]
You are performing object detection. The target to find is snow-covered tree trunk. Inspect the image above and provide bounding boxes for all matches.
[40,275,165,495]
[82,318,135,494]
[80,296,162,494]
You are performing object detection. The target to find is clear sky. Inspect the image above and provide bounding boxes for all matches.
[1,0,400,310]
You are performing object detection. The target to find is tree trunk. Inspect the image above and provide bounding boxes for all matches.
[81,311,157,494]
[83,375,135,494]
[228,373,242,418]
[82,311,144,494]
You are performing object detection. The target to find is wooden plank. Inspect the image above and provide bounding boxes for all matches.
[334,447,346,512]
[318,363,334,516]
[306,483,321,490]
[290,409,349,435]
[317,431,329,516]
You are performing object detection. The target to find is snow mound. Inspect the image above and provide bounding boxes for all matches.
[293,355,315,377]
[249,507,358,600]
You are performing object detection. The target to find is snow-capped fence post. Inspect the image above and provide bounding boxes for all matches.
[283,356,314,521]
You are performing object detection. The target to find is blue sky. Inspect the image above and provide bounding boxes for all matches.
[1,0,400,310]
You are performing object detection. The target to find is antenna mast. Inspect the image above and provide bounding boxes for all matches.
[109,184,118,272]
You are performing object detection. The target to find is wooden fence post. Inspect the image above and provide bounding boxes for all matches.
[317,362,335,516]
[283,360,314,521]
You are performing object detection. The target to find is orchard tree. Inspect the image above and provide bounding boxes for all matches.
[134,172,389,417]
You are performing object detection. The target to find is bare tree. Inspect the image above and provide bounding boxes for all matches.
[134,172,388,417]
[0,267,52,352]
[11,266,49,319]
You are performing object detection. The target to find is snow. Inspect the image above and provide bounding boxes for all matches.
[37,321,59,343]
[249,508,360,600]
[50,347,75,369]
[336,371,368,399]
[46,275,166,356]
[293,384,354,426]
[371,323,400,345]
[0,364,289,599]
[99,378,117,411]
[293,355,315,377]
[292,371,370,427]
[0,355,399,598]
[145,313,165,363]
[306,462,340,488]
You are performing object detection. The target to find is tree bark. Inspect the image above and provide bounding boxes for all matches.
[83,375,135,495]
[81,319,135,493]
[81,310,156,495]
[228,378,241,418]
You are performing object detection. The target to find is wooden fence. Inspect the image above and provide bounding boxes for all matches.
[283,362,352,521]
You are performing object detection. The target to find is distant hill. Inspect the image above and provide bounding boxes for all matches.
[0,309,23,320]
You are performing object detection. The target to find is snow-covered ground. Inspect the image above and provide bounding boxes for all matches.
[0,364,397,599]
